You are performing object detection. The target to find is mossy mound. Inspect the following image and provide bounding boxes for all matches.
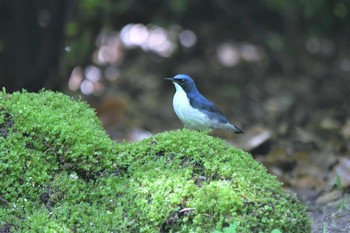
[116,131,311,232]
[0,90,310,232]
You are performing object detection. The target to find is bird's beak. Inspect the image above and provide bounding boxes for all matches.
[164,77,173,81]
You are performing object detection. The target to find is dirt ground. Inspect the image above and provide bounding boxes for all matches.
[294,187,350,233]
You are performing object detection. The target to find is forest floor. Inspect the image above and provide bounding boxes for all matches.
[298,189,350,232]
[308,202,350,233]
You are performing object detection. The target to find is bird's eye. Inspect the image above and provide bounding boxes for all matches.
[181,79,185,83]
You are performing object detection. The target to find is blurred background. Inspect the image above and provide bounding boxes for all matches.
[1,0,350,229]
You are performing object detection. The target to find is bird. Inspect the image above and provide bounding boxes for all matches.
[165,74,243,134]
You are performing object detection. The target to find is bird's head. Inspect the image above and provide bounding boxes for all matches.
[165,74,197,93]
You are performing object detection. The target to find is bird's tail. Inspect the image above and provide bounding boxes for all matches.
[222,122,244,134]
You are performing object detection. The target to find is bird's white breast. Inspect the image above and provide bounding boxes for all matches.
[172,83,210,130]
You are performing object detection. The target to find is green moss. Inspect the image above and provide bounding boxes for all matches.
[0,90,117,203]
[0,90,310,232]
[116,130,310,232]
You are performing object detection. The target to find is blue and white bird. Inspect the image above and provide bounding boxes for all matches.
[165,74,243,134]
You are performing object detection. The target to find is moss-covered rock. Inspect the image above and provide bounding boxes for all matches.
[0,90,311,232]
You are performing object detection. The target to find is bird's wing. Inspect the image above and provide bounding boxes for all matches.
[201,102,224,115]
[187,90,242,133]
[189,92,224,115]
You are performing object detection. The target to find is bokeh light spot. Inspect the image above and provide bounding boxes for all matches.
[217,43,240,67]
[179,30,197,48]
[68,67,83,91]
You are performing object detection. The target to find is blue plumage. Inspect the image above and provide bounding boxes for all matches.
[165,74,243,133]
